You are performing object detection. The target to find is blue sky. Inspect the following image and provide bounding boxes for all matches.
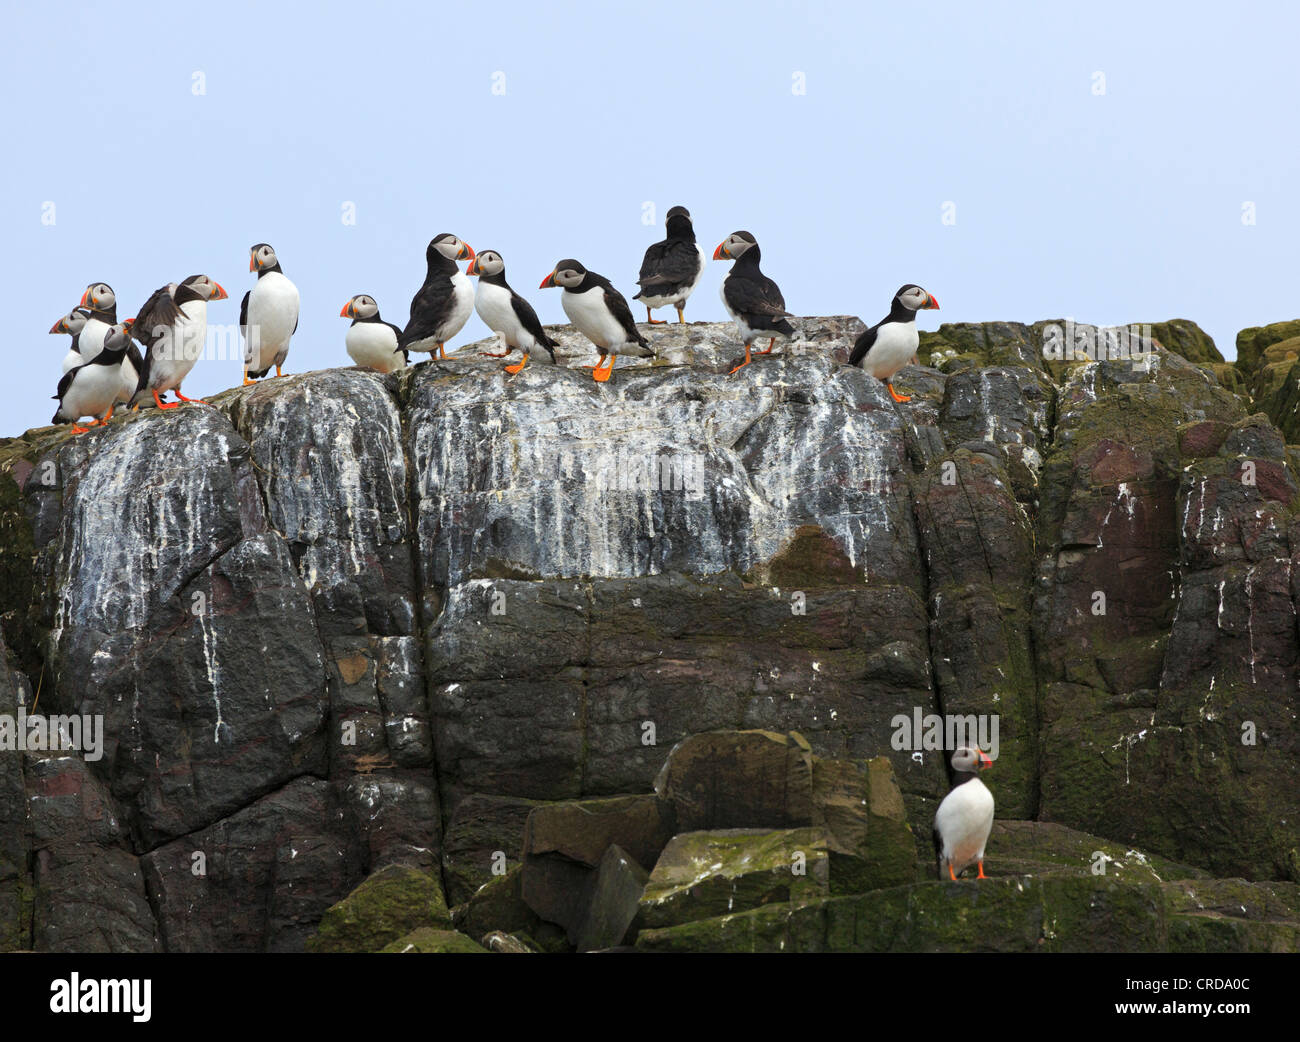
[4,1,1297,433]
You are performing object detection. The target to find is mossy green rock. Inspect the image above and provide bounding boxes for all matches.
[307,864,451,953]
[1144,320,1224,364]
[1235,319,1300,377]
[380,928,489,953]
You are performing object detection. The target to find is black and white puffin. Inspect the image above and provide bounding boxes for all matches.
[933,746,994,881]
[400,233,475,360]
[340,295,407,373]
[467,250,559,374]
[633,205,707,324]
[539,260,652,382]
[713,231,797,374]
[241,243,300,383]
[76,283,118,363]
[51,306,92,374]
[52,322,132,433]
[130,274,228,409]
[848,285,940,402]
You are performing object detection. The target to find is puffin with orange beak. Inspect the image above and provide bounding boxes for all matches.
[467,250,558,374]
[75,283,118,364]
[713,231,797,375]
[52,322,133,434]
[340,295,407,373]
[240,243,300,384]
[933,745,995,881]
[847,284,939,402]
[129,274,228,409]
[539,260,652,382]
[400,233,475,360]
[51,306,93,374]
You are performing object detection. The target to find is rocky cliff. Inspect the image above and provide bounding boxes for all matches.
[1,316,1297,953]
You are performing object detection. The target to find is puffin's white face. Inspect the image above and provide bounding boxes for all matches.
[342,294,379,319]
[469,251,504,277]
[251,244,278,272]
[51,308,90,335]
[550,264,586,289]
[897,285,940,311]
[950,746,992,773]
[183,275,228,301]
[714,232,756,261]
[432,234,474,262]
[101,322,132,350]
[81,283,115,310]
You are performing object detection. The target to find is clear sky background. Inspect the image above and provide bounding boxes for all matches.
[3,1,1297,434]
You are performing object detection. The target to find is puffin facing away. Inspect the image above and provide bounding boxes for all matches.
[241,243,300,383]
[540,259,652,382]
[848,284,939,402]
[633,205,707,324]
[933,746,994,881]
[131,274,228,409]
[714,231,796,374]
[467,250,559,374]
[52,322,132,433]
[340,295,407,373]
[401,233,475,360]
[51,306,92,374]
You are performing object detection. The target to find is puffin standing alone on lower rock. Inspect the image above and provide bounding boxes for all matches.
[848,284,940,402]
[933,746,994,881]
[340,295,407,373]
[400,233,475,360]
[51,307,92,373]
[714,231,797,374]
[540,260,653,382]
[76,283,118,363]
[467,250,559,374]
[130,274,228,409]
[633,205,707,325]
[241,243,300,383]
[51,322,132,433]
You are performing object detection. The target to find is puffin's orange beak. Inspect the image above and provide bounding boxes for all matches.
[79,288,92,306]
[978,751,993,770]
[50,318,68,334]
[123,318,135,330]
[210,281,228,300]
[713,242,729,260]
[540,271,556,289]
[466,257,480,276]
[927,294,940,310]
[458,243,475,261]
[341,301,354,317]
[249,254,257,271]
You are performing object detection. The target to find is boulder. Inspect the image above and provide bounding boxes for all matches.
[306,864,450,953]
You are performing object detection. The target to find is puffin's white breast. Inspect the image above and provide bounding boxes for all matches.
[862,320,919,380]
[563,288,628,350]
[246,272,300,369]
[345,323,405,373]
[934,777,995,873]
[61,362,122,421]
[475,282,528,348]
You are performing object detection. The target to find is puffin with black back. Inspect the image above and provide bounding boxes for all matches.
[400,233,475,360]
[540,259,652,382]
[52,321,132,433]
[933,745,994,881]
[241,243,300,383]
[131,274,228,409]
[633,205,707,324]
[340,295,406,373]
[75,283,118,364]
[713,231,796,374]
[848,284,940,402]
[51,306,93,374]
[467,250,559,374]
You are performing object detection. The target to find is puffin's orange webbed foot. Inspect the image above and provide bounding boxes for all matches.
[976,861,987,880]
[504,356,528,375]
[153,391,181,411]
[729,344,754,375]
[757,338,776,355]
[887,381,911,403]
[645,307,665,325]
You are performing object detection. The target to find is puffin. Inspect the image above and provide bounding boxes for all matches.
[52,322,132,433]
[130,274,228,409]
[50,306,92,374]
[467,250,559,374]
[400,233,475,360]
[75,283,118,363]
[539,259,652,382]
[713,231,797,374]
[340,295,407,373]
[848,285,940,402]
[632,205,707,324]
[933,745,994,881]
[241,243,300,383]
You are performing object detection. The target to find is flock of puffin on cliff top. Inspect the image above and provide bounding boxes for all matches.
[48,206,940,434]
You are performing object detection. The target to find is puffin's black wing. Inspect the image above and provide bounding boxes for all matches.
[509,292,558,350]
[239,291,250,332]
[125,339,145,376]
[600,284,648,347]
[132,286,183,351]
[635,239,700,297]
[53,368,77,401]
[724,272,789,321]
[849,322,879,367]
[401,278,456,347]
